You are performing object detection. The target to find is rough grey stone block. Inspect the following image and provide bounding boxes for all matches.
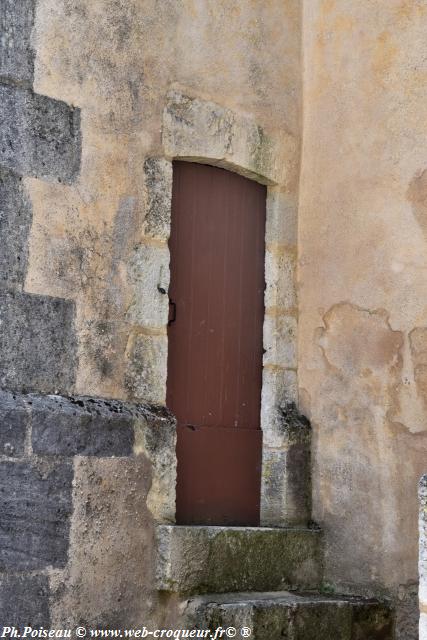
[0,574,50,628]
[0,83,81,183]
[0,459,73,570]
[0,389,29,456]
[156,524,322,595]
[186,592,393,640]
[0,289,77,394]
[31,394,138,457]
[0,0,36,85]
[0,167,32,286]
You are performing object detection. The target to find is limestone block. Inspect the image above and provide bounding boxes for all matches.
[143,158,173,240]
[0,0,36,85]
[126,242,170,328]
[125,332,168,404]
[0,289,77,394]
[266,188,298,246]
[261,368,298,448]
[134,406,177,523]
[265,247,296,312]
[163,90,288,186]
[0,84,81,183]
[261,444,311,527]
[0,459,73,570]
[263,314,297,369]
[0,167,32,287]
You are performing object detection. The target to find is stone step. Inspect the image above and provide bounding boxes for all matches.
[156,525,322,595]
[184,591,393,640]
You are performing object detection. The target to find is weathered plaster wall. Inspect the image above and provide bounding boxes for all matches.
[28,0,302,403]
[299,1,427,635]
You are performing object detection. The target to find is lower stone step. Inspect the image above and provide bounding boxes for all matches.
[184,591,393,640]
[156,525,322,594]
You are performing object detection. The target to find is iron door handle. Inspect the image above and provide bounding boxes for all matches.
[168,299,176,326]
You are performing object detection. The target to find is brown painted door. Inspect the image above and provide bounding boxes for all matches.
[167,161,266,525]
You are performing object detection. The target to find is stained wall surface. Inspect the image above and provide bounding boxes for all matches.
[299,1,427,634]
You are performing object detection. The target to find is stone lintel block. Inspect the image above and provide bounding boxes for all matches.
[0,167,32,287]
[0,459,73,570]
[263,314,297,369]
[0,83,81,183]
[126,242,170,328]
[143,158,173,240]
[163,90,290,186]
[0,289,77,395]
[186,592,393,640]
[156,524,322,594]
[0,574,50,628]
[0,0,36,85]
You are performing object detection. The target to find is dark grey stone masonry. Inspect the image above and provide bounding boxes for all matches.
[0,459,73,570]
[0,290,77,394]
[0,390,28,457]
[0,390,175,458]
[0,167,33,287]
[31,394,138,457]
[0,83,81,183]
[0,0,37,86]
[0,574,50,628]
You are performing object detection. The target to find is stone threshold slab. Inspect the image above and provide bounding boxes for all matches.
[184,590,393,640]
[156,525,322,595]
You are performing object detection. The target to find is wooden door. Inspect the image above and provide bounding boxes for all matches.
[167,162,266,525]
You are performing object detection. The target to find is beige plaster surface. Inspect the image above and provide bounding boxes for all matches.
[299,0,427,603]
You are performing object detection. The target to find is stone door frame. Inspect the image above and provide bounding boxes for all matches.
[131,88,301,526]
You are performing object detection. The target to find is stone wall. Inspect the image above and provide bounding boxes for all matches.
[0,0,302,627]
[299,1,427,637]
[0,391,177,628]
[0,0,180,626]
